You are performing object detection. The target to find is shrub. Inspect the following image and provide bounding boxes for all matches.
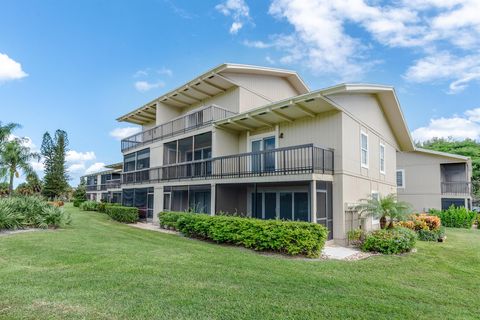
[105,206,138,223]
[347,228,365,247]
[159,211,328,258]
[429,206,476,228]
[477,213,480,229]
[397,214,441,231]
[47,201,64,207]
[417,227,446,242]
[73,199,84,207]
[80,201,99,211]
[362,227,417,254]
[0,196,71,230]
[98,202,121,213]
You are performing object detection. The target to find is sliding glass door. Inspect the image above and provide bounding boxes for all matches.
[251,136,275,173]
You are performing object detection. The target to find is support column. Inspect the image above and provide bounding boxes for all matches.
[153,186,163,225]
[210,183,216,216]
[310,180,317,223]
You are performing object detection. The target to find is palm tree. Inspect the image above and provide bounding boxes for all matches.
[0,138,40,195]
[356,193,411,229]
[0,122,20,147]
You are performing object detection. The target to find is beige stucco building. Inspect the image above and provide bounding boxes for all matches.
[397,148,472,212]
[83,63,471,244]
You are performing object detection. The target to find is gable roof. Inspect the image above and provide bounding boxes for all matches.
[414,147,471,161]
[117,63,309,125]
[215,83,415,152]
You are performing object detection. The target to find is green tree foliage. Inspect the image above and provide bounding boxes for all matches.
[41,130,70,199]
[73,179,87,205]
[356,193,411,229]
[0,122,20,147]
[418,138,480,198]
[0,138,41,195]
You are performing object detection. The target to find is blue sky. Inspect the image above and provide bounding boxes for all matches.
[1,0,480,185]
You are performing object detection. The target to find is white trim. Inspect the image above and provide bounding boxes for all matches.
[396,169,405,188]
[379,143,386,174]
[360,130,369,169]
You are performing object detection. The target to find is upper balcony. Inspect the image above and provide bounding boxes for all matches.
[122,144,334,184]
[121,105,237,152]
[86,179,122,192]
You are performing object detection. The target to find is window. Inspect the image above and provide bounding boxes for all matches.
[251,191,309,221]
[124,153,136,172]
[380,143,385,174]
[396,170,405,188]
[136,149,150,170]
[361,131,368,168]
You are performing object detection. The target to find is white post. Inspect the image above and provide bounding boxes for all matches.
[310,180,317,223]
[210,183,216,216]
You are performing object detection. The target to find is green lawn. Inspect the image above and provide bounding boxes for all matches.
[0,205,479,320]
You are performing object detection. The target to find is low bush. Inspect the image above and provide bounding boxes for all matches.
[80,201,99,211]
[429,206,476,229]
[0,196,71,230]
[98,202,121,213]
[397,214,441,231]
[73,199,84,207]
[362,227,417,254]
[159,211,328,258]
[417,227,446,242]
[347,228,365,247]
[105,206,138,223]
[477,213,480,229]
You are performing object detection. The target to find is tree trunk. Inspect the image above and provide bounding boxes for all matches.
[8,170,14,196]
[380,216,387,229]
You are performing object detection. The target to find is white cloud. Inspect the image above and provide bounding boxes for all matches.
[404,52,480,93]
[30,160,45,172]
[66,150,96,163]
[157,67,173,76]
[109,127,141,140]
[0,53,28,82]
[216,0,250,34]
[134,80,165,92]
[240,0,480,87]
[68,163,86,173]
[412,107,480,142]
[85,162,107,174]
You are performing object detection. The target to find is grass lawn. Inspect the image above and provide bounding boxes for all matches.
[0,205,479,320]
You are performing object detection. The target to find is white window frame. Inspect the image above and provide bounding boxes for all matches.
[396,169,405,188]
[360,130,369,168]
[379,143,386,174]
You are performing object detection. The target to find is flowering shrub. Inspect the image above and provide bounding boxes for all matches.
[396,214,441,231]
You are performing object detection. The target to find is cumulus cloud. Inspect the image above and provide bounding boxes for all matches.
[0,53,28,82]
[215,0,251,34]
[68,163,86,173]
[66,150,96,163]
[85,162,107,174]
[240,0,480,87]
[109,127,141,140]
[134,80,165,92]
[412,107,480,142]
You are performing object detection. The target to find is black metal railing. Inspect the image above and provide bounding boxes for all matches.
[441,182,471,195]
[121,105,237,152]
[86,179,122,192]
[122,144,334,184]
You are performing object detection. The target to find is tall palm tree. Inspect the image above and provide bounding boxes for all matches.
[0,138,40,195]
[0,122,20,147]
[356,193,411,229]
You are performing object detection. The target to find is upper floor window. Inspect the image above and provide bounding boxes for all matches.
[163,132,212,165]
[396,169,405,188]
[124,148,150,172]
[360,131,368,168]
[86,175,97,186]
[380,143,386,174]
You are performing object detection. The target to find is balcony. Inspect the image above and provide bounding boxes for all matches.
[121,105,237,152]
[441,182,471,195]
[86,179,122,192]
[122,144,334,184]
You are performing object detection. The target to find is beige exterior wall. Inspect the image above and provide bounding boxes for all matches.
[397,151,471,212]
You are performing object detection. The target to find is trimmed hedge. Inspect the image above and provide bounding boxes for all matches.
[98,202,121,213]
[73,199,85,207]
[80,201,99,211]
[105,206,138,223]
[429,206,476,229]
[159,211,328,258]
[362,227,417,254]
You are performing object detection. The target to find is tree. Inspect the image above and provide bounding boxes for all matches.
[0,138,41,195]
[72,178,87,206]
[356,194,411,229]
[0,122,20,147]
[41,130,70,199]
[418,138,480,198]
[15,172,42,195]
